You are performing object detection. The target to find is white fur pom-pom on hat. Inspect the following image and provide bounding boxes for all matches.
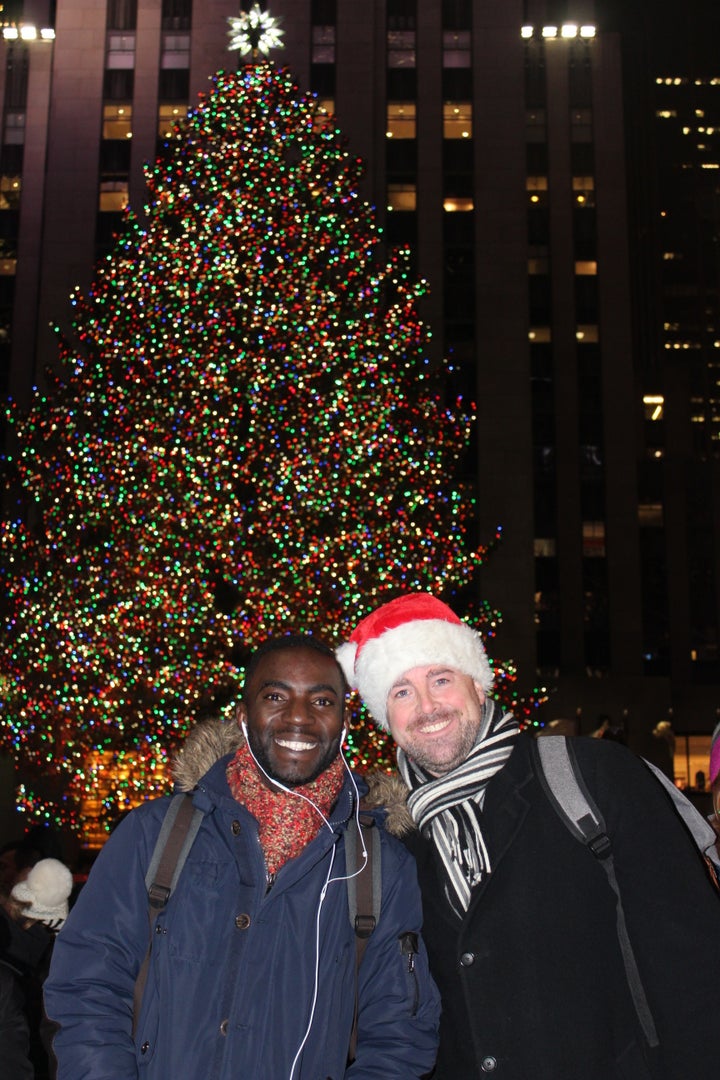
[11,857,74,930]
[337,593,494,730]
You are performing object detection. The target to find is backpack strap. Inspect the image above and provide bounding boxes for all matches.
[345,808,382,1063]
[534,736,659,1049]
[642,759,720,887]
[132,792,204,1033]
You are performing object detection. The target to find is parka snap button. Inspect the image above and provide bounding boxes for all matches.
[481,1056,497,1072]
[235,913,251,929]
[140,1041,150,1054]
[231,820,241,835]
[459,951,475,967]
[220,1019,228,1036]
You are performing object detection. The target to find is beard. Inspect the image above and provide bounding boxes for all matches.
[401,707,480,777]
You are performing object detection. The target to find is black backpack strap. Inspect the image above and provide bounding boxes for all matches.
[345,808,382,1063]
[132,793,203,1033]
[534,736,659,1049]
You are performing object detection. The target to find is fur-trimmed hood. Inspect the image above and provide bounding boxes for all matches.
[169,720,417,839]
[171,718,243,792]
[363,771,416,838]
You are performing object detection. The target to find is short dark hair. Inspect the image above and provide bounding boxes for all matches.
[242,634,348,696]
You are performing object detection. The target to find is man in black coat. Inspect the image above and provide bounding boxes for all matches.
[338,592,720,1079]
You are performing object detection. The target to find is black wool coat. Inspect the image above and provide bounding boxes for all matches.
[377,733,720,1080]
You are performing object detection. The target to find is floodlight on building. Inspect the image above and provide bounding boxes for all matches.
[580,25,596,38]
[561,24,578,38]
[40,28,55,40]
[2,26,18,39]
[20,25,37,40]
[521,25,533,39]
[542,26,558,39]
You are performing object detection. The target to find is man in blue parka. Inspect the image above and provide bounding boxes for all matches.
[44,635,440,1079]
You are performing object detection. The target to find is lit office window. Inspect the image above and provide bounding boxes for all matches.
[387,30,416,67]
[443,102,471,139]
[99,180,129,212]
[443,30,471,67]
[643,394,664,421]
[573,175,595,206]
[582,521,606,557]
[575,260,597,275]
[386,103,416,138]
[443,197,473,211]
[576,326,599,342]
[527,176,548,205]
[103,105,132,140]
[312,98,334,132]
[0,176,21,209]
[312,25,335,64]
[106,33,136,69]
[161,33,190,68]
[387,183,417,211]
[528,327,552,343]
[158,103,187,139]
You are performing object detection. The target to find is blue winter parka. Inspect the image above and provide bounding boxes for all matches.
[44,734,440,1080]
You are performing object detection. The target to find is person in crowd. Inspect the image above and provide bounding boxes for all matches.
[338,592,720,1080]
[709,720,720,857]
[45,634,439,1079]
[3,858,73,1079]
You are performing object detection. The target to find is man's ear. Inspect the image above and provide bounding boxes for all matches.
[236,702,247,731]
[473,680,486,704]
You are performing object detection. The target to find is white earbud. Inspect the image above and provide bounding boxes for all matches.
[340,726,347,743]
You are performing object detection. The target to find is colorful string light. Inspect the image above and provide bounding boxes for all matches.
[1,63,545,839]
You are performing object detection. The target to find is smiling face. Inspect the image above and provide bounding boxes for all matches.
[237,645,347,788]
[386,663,485,776]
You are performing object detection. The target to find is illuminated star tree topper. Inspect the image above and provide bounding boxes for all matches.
[227,3,284,58]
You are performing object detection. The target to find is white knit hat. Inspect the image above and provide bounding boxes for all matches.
[11,858,73,929]
[337,593,494,730]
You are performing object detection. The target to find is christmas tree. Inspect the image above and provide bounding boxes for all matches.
[1,56,535,837]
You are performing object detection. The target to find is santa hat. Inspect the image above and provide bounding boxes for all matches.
[710,721,720,786]
[11,858,73,930]
[336,593,494,730]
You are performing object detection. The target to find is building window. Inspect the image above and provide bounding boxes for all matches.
[99,180,129,212]
[673,733,713,791]
[3,112,25,145]
[573,175,595,206]
[106,33,136,69]
[158,103,187,139]
[103,104,132,140]
[107,0,138,31]
[571,108,593,142]
[387,30,416,67]
[575,260,597,275]
[0,176,21,210]
[443,30,471,67]
[162,0,192,31]
[387,103,416,139]
[582,521,606,557]
[576,325,599,343]
[526,107,546,143]
[312,25,335,64]
[443,101,471,139]
[643,394,664,421]
[527,175,548,205]
[443,197,473,212]
[161,33,190,68]
[312,98,334,133]
[387,183,417,211]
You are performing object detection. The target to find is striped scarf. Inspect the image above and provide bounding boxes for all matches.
[397,697,520,914]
